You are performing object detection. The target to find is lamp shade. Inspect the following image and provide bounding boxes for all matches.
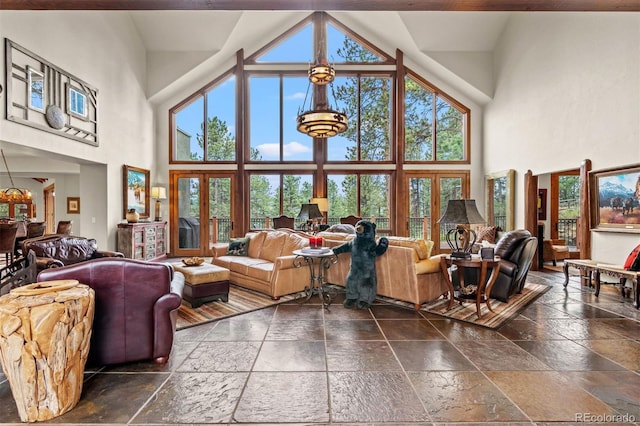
[151,186,167,200]
[296,203,324,220]
[310,197,329,213]
[437,199,485,225]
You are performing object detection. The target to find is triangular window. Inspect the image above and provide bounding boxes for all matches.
[250,14,390,64]
[254,22,313,63]
[326,21,387,63]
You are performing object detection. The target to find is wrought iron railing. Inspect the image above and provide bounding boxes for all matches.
[558,218,578,246]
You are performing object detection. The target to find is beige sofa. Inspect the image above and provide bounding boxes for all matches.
[316,231,449,309]
[211,229,311,299]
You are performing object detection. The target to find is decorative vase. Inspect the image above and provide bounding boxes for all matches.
[126,208,140,223]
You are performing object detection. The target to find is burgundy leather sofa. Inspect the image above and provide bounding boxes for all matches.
[22,234,124,272]
[38,257,185,366]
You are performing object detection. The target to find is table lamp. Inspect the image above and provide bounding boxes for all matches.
[296,203,324,232]
[151,186,167,222]
[310,197,329,223]
[437,199,486,259]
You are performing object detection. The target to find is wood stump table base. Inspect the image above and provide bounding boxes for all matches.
[0,280,95,422]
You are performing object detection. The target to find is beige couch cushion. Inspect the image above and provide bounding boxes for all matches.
[259,231,287,262]
[281,232,309,255]
[247,231,266,258]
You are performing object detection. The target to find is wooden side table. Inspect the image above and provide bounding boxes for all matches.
[440,255,501,319]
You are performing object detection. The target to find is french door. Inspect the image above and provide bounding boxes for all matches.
[170,171,235,257]
[405,171,470,254]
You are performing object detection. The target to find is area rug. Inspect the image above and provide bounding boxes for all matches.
[176,285,296,330]
[378,282,550,329]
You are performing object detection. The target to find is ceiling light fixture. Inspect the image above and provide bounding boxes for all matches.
[0,149,32,204]
[296,60,348,138]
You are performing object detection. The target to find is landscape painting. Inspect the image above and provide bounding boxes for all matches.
[591,164,640,232]
[122,165,150,219]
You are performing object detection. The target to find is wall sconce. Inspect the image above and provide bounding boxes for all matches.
[151,186,167,222]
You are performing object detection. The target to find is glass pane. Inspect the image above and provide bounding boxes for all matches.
[330,76,357,161]
[405,76,434,161]
[206,77,236,161]
[408,177,432,239]
[360,174,390,230]
[0,204,9,218]
[327,77,354,161]
[256,22,313,63]
[28,68,44,112]
[209,177,231,244]
[249,174,279,229]
[177,177,200,249]
[327,174,357,224]
[435,95,464,161]
[249,76,280,161]
[439,177,463,249]
[284,77,313,161]
[493,177,507,230]
[558,175,580,246]
[283,174,313,219]
[360,76,391,161]
[327,23,385,63]
[175,97,204,161]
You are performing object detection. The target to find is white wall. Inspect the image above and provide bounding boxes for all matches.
[0,11,156,250]
[484,12,640,263]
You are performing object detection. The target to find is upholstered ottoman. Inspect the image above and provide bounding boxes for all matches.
[172,262,230,308]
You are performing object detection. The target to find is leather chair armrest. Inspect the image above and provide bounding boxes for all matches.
[93,250,125,258]
[152,273,184,362]
[499,259,518,276]
[169,271,185,298]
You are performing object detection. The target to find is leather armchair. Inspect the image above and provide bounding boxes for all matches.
[542,238,570,266]
[38,257,185,366]
[451,229,537,303]
[22,234,124,271]
[490,230,538,302]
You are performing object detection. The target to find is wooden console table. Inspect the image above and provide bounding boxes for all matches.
[563,259,638,309]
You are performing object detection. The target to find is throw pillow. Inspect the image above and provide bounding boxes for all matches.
[623,243,640,271]
[328,224,356,234]
[475,225,497,244]
[226,237,249,256]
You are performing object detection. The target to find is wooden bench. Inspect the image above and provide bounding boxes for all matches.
[563,259,639,309]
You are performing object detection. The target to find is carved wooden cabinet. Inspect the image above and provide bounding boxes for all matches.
[117,222,167,261]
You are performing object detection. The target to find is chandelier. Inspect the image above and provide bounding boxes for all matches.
[296,60,348,138]
[0,149,32,203]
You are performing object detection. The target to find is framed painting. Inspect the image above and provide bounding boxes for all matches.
[123,165,150,219]
[590,163,640,233]
[66,197,80,214]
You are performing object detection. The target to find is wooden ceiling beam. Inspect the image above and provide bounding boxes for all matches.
[2,0,639,11]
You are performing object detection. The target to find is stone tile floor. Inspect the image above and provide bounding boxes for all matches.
[0,268,638,425]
